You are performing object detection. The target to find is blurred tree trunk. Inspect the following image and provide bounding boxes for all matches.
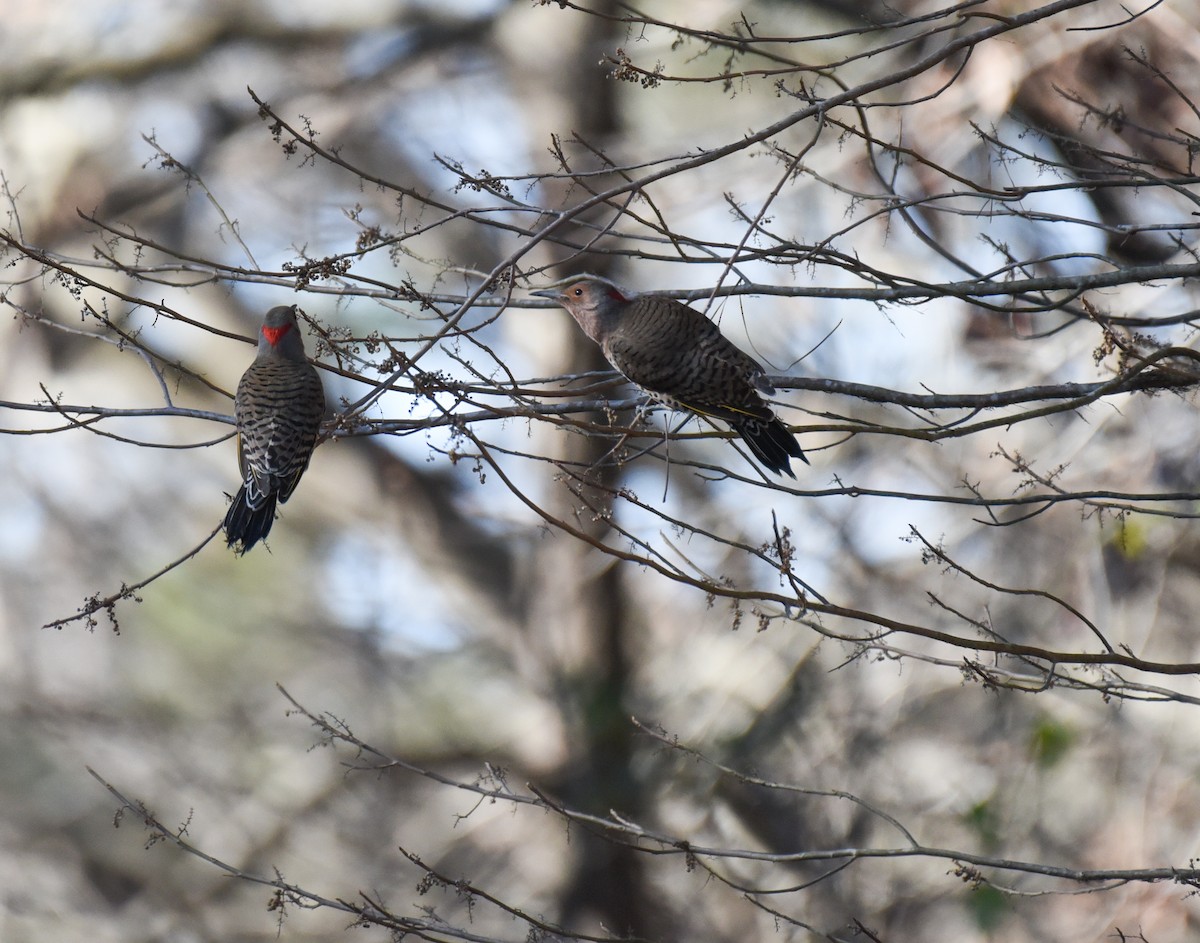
[525,1,658,935]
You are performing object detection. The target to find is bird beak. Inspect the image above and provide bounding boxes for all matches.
[531,288,564,302]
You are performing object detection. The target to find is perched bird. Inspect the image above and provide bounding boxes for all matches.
[532,275,807,477]
[223,305,325,554]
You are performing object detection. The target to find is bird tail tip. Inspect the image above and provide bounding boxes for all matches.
[223,486,278,555]
[735,416,806,477]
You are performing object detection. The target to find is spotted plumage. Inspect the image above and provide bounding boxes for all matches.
[223,305,325,554]
[532,275,806,476]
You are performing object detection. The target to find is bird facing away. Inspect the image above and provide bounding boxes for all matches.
[223,305,325,554]
[532,275,807,477]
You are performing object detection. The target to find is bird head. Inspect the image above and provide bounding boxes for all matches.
[258,305,308,360]
[531,275,630,341]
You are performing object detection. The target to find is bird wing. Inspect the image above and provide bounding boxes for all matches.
[234,360,325,503]
[604,298,774,422]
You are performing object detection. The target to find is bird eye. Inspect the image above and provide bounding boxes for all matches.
[573,288,583,297]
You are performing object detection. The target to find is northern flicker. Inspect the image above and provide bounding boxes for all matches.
[532,275,807,477]
[223,305,325,554]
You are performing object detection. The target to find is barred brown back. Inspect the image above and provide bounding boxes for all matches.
[603,295,772,421]
[235,357,325,504]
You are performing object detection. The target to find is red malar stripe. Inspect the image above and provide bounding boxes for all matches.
[262,325,291,346]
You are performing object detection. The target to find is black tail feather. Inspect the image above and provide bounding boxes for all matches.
[733,416,807,478]
[223,485,279,554]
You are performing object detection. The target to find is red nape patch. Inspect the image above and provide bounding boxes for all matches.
[262,324,292,346]
[605,286,628,303]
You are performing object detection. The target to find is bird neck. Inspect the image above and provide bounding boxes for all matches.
[260,331,307,362]
[585,285,630,341]
[262,324,291,346]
